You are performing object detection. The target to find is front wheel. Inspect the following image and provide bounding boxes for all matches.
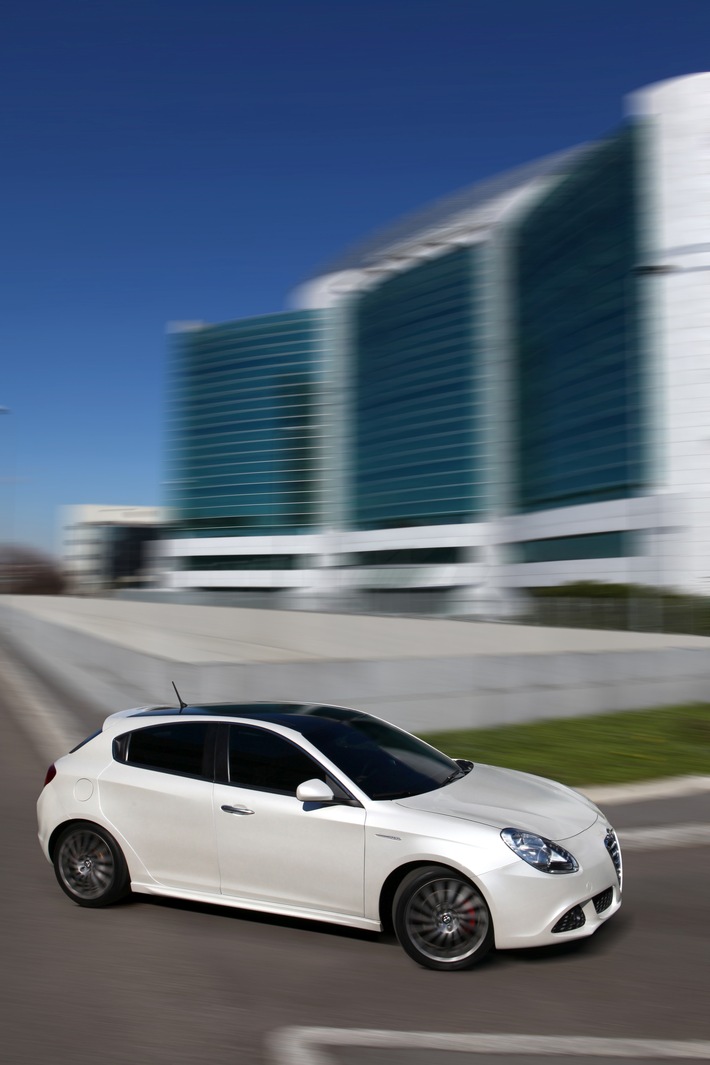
[54,824,130,907]
[393,865,493,970]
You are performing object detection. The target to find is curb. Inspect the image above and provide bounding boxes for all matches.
[583,775,710,805]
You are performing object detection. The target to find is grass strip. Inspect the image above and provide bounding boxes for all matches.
[419,704,710,787]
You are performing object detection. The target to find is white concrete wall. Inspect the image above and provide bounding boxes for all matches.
[3,596,710,735]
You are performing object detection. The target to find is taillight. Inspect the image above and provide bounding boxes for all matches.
[43,763,57,788]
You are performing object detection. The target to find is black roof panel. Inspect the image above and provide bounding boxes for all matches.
[127,702,369,737]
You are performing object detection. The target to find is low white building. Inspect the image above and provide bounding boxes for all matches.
[60,505,165,592]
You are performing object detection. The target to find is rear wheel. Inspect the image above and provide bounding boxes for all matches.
[54,824,130,907]
[393,865,493,970]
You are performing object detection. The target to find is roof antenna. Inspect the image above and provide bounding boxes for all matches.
[172,681,187,711]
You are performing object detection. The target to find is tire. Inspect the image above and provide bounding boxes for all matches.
[53,823,130,908]
[393,865,493,971]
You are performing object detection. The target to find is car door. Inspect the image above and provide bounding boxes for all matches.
[98,720,221,893]
[214,723,366,917]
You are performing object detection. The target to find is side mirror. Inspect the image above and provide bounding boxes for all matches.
[296,778,335,803]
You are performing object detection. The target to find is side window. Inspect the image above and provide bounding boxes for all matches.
[228,725,326,796]
[118,723,212,778]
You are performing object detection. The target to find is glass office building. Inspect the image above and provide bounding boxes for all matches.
[353,246,487,530]
[513,128,642,515]
[164,312,330,589]
[162,73,710,607]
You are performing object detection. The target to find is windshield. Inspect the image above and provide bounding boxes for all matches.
[309,715,467,800]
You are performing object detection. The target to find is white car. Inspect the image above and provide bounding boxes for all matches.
[37,701,622,970]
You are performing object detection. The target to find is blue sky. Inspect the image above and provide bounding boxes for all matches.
[2,0,710,553]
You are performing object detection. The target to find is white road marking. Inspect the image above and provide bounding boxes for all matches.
[269,1029,710,1065]
[619,823,710,850]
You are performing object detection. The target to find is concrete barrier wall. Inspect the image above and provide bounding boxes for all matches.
[2,597,710,733]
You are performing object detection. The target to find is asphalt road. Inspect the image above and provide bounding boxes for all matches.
[1,648,709,1065]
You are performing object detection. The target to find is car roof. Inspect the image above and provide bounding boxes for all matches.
[102,701,373,741]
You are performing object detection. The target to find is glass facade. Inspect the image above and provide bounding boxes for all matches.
[515,531,634,564]
[512,127,642,513]
[184,555,313,570]
[167,311,328,536]
[346,547,464,567]
[351,246,486,530]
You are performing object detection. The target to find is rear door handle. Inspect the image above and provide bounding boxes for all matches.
[221,804,255,816]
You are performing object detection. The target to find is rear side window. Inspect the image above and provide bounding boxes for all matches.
[116,722,212,778]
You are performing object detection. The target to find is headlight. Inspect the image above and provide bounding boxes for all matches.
[501,828,579,874]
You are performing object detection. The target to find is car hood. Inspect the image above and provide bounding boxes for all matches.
[395,763,599,840]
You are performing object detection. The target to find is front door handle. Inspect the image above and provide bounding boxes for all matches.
[221,804,255,816]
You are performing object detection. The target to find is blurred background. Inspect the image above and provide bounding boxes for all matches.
[2,0,710,636]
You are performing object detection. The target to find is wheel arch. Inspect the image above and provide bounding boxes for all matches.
[48,819,98,861]
[378,859,491,934]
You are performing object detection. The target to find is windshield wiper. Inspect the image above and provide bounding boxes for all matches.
[441,760,474,787]
[442,769,465,786]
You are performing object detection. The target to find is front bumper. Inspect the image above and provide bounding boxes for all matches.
[484,816,622,950]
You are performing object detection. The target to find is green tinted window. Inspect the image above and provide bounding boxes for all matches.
[167,311,329,536]
[512,127,643,513]
[516,531,635,563]
[352,246,485,529]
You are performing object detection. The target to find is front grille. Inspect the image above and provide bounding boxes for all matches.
[552,905,586,933]
[604,828,622,888]
[593,887,613,914]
